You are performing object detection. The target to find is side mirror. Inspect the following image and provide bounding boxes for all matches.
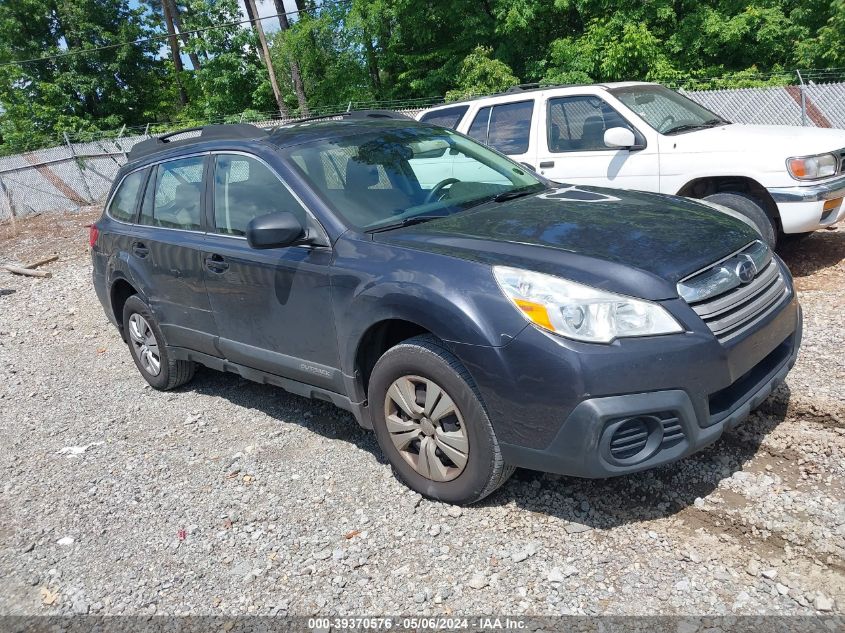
[246,211,306,249]
[604,127,637,149]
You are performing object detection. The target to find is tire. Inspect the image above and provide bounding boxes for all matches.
[703,192,777,248]
[122,295,195,390]
[368,334,514,505]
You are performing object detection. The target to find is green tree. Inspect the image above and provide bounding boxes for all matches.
[270,3,373,113]
[177,0,274,122]
[445,46,518,101]
[0,0,165,150]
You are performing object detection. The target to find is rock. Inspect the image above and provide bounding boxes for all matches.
[746,560,760,576]
[429,525,441,537]
[512,551,529,563]
[761,569,778,580]
[675,579,691,592]
[56,537,74,546]
[446,506,463,518]
[414,592,427,604]
[332,548,346,560]
[549,565,578,582]
[21,542,35,553]
[776,583,789,596]
[314,549,332,561]
[548,567,566,583]
[814,594,834,612]
[693,497,705,508]
[564,522,591,534]
[468,574,488,590]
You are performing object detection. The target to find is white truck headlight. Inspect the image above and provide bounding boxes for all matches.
[786,153,837,180]
[493,266,683,343]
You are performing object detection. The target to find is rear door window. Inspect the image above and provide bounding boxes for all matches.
[467,101,533,154]
[139,156,205,230]
[107,170,145,222]
[419,105,469,130]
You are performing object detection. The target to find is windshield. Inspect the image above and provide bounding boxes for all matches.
[610,85,729,135]
[281,125,544,231]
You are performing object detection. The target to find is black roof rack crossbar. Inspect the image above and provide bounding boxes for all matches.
[127,123,268,161]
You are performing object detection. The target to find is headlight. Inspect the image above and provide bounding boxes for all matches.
[786,153,837,180]
[493,266,683,343]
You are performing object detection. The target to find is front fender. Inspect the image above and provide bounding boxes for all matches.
[331,238,529,378]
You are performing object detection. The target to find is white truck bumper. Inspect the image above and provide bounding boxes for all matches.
[768,174,845,233]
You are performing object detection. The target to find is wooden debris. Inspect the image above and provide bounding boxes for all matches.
[24,254,58,269]
[3,265,51,278]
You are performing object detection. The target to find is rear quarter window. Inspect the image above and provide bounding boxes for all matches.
[419,105,469,130]
[107,170,145,222]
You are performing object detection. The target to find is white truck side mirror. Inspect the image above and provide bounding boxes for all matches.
[604,127,637,149]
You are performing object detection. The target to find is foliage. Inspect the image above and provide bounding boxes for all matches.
[0,0,844,154]
[445,46,519,102]
[0,0,165,150]
[175,0,273,122]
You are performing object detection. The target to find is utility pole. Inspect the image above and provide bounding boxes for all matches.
[244,0,289,117]
[273,0,309,114]
[161,0,188,106]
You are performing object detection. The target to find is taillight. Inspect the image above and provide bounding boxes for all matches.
[88,224,99,248]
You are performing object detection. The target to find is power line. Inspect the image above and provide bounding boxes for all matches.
[0,0,352,68]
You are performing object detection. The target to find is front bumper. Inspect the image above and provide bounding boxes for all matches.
[768,174,845,233]
[452,294,801,478]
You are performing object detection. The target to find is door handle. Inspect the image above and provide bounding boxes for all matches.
[132,242,149,258]
[539,161,555,168]
[204,253,229,273]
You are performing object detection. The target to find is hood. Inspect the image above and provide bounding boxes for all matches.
[374,185,759,299]
[668,123,845,157]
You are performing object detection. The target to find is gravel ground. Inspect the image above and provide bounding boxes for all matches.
[0,213,843,617]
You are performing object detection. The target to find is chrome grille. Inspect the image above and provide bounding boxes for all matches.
[839,149,845,174]
[678,241,790,342]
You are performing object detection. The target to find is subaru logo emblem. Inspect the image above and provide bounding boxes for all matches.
[734,257,757,284]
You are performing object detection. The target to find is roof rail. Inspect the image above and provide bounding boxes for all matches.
[283,109,414,125]
[506,83,542,92]
[127,123,268,161]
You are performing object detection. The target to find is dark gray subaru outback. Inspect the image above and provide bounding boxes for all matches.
[90,114,801,504]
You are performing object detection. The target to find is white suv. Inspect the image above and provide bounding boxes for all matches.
[417,82,845,246]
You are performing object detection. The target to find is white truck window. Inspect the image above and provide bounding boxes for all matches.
[547,96,631,152]
[467,101,533,154]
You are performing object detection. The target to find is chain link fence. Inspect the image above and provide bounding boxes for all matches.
[2,81,845,220]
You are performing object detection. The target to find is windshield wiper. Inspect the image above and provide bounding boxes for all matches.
[366,214,448,233]
[492,183,547,202]
[664,119,726,135]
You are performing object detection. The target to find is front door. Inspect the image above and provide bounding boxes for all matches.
[535,95,660,191]
[133,154,218,356]
[201,152,342,392]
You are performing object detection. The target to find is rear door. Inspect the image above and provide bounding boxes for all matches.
[464,98,538,172]
[535,94,660,191]
[200,152,342,392]
[132,154,219,355]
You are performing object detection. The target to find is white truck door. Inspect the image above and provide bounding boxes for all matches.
[535,94,660,191]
